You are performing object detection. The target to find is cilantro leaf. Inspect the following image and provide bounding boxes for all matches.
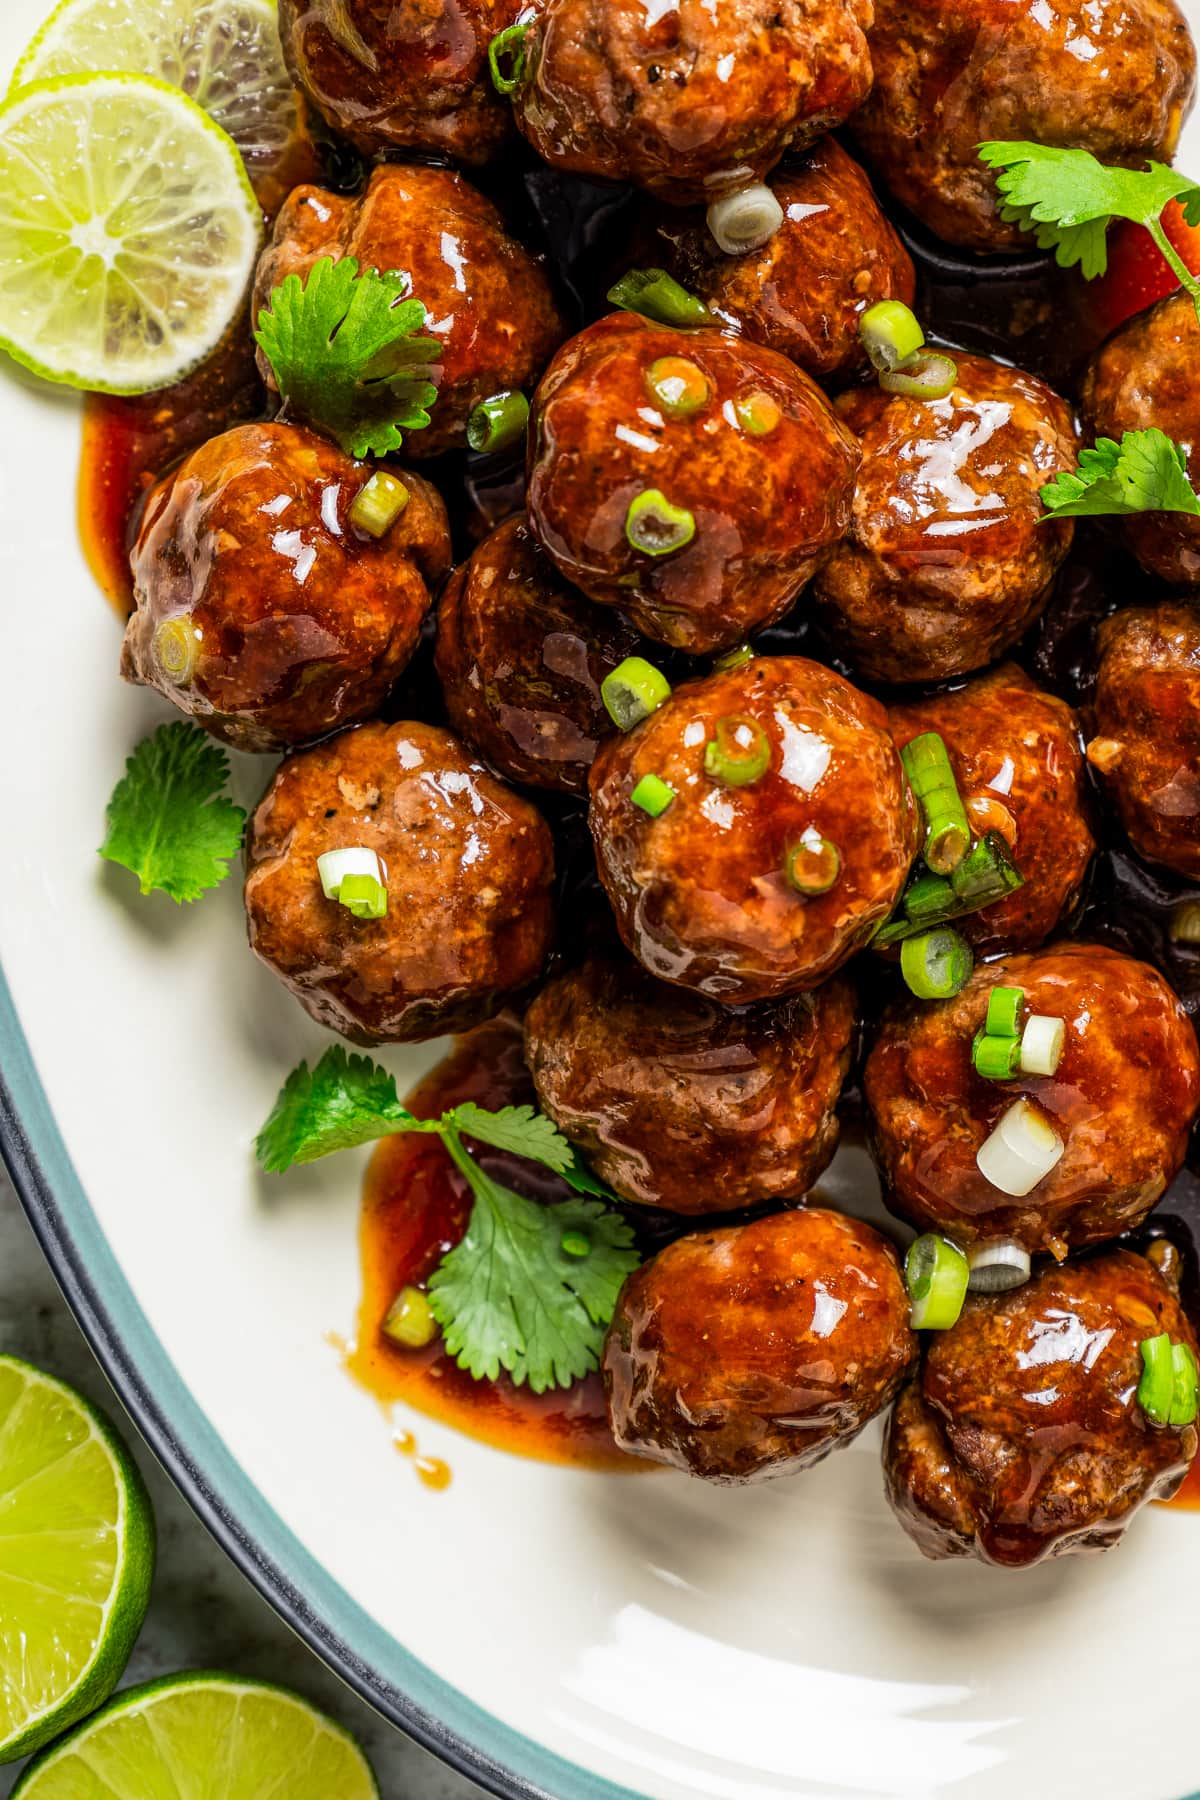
[254,256,442,460]
[253,1045,431,1173]
[1041,428,1200,519]
[449,1101,575,1172]
[99,722,245,904]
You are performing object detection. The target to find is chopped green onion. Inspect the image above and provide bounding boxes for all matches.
[625,488,696,556]
[785,832,842,896]
[734,390,781,436]
[972,1030,1021,1081]
[985,986,1025,1038]
[966,1239,1031,1294]
[153,615,198,686]
[704,714,770,787]
[714,643,754,672]
[903,871,956,925]
[467,389,529,454]
[859,300,925,373]
[1172,1342,1199,1427]
[1019,1014,1065,1078]
[631,772,675,816]
[1139,1332,1175,1425]
[880,351,959,401]
[560,1231,591,1258]
[316,845,385,901]
[950,832,1024,905]
[975,1097,1063,1197]
[607,267,714,328]
[349,469,410,537]
[338,871,388,919]
[487,21,527,93]
[904,1234,969,1330]
[1170,900,1200,944]
[383,1285,438,1349]
[601,655,671,731]
[646,356,710,418]
[900,927,973,1000]
[901,732,971,875]
[707,183,784,256]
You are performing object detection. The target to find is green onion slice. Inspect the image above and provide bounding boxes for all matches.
[338,871,388,919]
[631,772,675,817]
[734,390,781,436]
[985,985,1025,1038]
[1170,900,1200,945]
[645,356,710,418]
[316,846,384,900]
[704,714,770,787]
[467,389,529,454]
[560,1231,591,1258]
[383,1285,438,1349]
[1019,1013,1065,1078]
[785,832,841,896]
[904,1234,969,1330]
[152,615,199,686]
[601,655,671,732]
[975,1097,1063,1197]
[903,871,956,925]
[607,267,715,328]
[706,183,784,256]
[901,731,971,875]
[950,832,1024,904]
[1172,1341,1199,1427]
[859,300,925,373]
[880,351,959,401]
[487,21,528,93]
[900,927,973,1000]
[713,643,754,672]
[1140,1332,1176,1426]
[972,1030,1021,1081]
[625,488,696,556]
[349,469,410,538]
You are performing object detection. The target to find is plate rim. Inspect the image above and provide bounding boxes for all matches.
[0,961,646,1800]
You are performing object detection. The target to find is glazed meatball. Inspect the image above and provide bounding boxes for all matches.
[527,314,859,653]
[434,515,639,795]
[890,664,1095,953]
[651,138,916,387]
[277,0,518,164]
[589,656,918,1001]
[604,1208,917,1482]
[508,0,872,205]
[865,942,1200,1257]
[122,422,450,754]
[244,721,555,1043]
[525,954,856,1213]
[886,1249,1198,1566]
[1079,291,1200,586]
[811,354,1078,684]
[850,0,1196,251]
[1087,602,1200,879]
[254,166,565,459]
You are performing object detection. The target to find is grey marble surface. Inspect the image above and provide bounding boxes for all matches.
[0,1164,484,1800]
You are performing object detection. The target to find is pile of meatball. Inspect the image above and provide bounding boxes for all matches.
[120,0,1200,1569]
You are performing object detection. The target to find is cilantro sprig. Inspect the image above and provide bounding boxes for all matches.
[99,722,246,903]
[254,257,442,459]
[1041,428,1200,519]
[977,142,1200,321]
[256,1047,639,1393]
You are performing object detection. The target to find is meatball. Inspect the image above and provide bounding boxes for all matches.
[850,0,1196,251]
[886,1249,1198,1566]
[122,422,450,754]
[811,354,1078,684]
[244,721,555,1043]
[890,664,1095,953]
[277,0,518,164]
[434,515,639,795]
[589,656,918,1001]
[527,313,860,653]
[525,954,856,1213]
[865,942,1200,1257]
[1079,291,1200,586]
[508,0,872,205]
[651,138,916,387]
[254,166,565,459]
[604,1207,917,1482]
[1087,602,1200,880]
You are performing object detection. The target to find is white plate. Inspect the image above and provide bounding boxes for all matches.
[2,5,1199,1796]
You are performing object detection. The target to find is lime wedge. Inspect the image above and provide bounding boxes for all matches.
[0,72,262,393]
[12,0,305,210]
[11,1673,381,1797]
[0,1355,154,1763]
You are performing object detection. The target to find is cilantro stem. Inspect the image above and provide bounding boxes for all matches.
[1145,214,1200,326]
[441,1123,490,1204]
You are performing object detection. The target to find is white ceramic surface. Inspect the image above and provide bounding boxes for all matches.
[2,6,1200,1796]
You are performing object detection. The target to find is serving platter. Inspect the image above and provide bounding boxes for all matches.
[4,0,1200,1794]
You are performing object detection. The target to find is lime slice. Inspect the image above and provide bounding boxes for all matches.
[0,1355,154,1763]
[11,0,305,209]
[11,1673,381,1797]
[0,72,262,393]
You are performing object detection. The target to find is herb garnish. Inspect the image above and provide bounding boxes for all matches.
[256,1048,639,1392]
[254,256,442,459]
[99,723,246,903]
[1041,428,1200,520]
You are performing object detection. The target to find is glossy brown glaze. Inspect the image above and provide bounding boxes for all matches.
[589,656,919,1001]
[851,0,1197,251]
[122,422,450,754]
[510,0,872,204]
[434,514,639,795]
[866,941,1200,1256]
[527,313,860,653]
[1080,291,1200,586]
[277,0,519,163]
[604,1207,917,1482]
[651,138,916,386]
[885,1250,1198,1566]
[1088,602,1200,879]
[890,664,1096,952]
[254,166,566,459]
[244,721,555,1042]
[812,354,1078,684]
[525,953,855,1213]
